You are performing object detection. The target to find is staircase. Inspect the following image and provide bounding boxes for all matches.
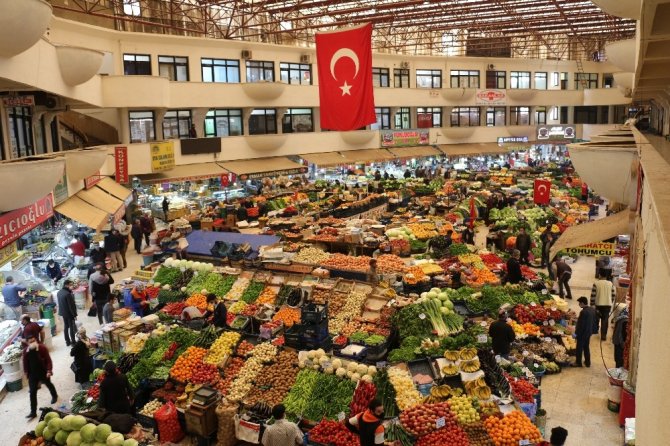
[575,60,588,90]
[58,110,119,148]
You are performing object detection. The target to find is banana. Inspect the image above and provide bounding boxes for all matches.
[459,359,481,373]
[441,364,459,376]
[444,350,460,361]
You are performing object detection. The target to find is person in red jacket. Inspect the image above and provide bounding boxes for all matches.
[23,335,58,419]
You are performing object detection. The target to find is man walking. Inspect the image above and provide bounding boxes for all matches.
[57,280,77,347]
[140,212,154,246]
[131,219,143,254]
[104,229,124,272]
[574,297,597,367]
[552,258,573,299]
[20,314,44,346]
[515,227,532,265]
[2,276,26,320]
[23,334,58,419]
[590,272,615,340]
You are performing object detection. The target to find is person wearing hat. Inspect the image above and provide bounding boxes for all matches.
[489,311,516,359]
[70,326,93,387]
[2,276,26,321]
[505,250,523,285]
[574,297,597,367]
[98,361,134,414]
[45,260,63,284]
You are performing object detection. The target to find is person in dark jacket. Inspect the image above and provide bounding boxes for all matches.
[98,361,133,414]
[139,213,153,246]
[20,314,44,346]
[403,169,412,179]
[103,295,117,324]
[515,227,532,265]
[45,260,63,284]
[505,250,523,285]
[553,258,573,299]
[574,297,597,367]
[89,242,107,265]
[70,326,93,387]
[57,280,77,347]
[489,311,516,358]
[90,268,114,324]
[104,229,124,272]
[78,231,90,250]
[539,227,553,269]
[131,219,143,254]
[206,293,228,328]
[162,196,170,222]
[23,334,58,419]
[612,308,629,368]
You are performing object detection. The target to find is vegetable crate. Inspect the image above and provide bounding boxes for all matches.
[299,319,329,337]
[301,303,328,324]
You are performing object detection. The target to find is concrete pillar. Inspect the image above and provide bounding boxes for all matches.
[390,107,400,129]
[566,106,575,125]
[0,105,11,160]
[313,108,321,132]
[118,108,130,144]
[154,108,167,140]
[242,108,253,136]
[31,110,47,152]
[191,108,209,138]
[276,108,288,134]
[608,105,615,124]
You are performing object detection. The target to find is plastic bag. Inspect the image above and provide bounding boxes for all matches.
[154,401,184,443]
[234,414,261,444]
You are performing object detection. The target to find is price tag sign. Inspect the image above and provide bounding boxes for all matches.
[530,302,537,306]
[541,289,548,295]
[376,361,388,369]
[519,440,531,446]
[549,320,555,326]
[477,334,488,343]
[543,321,548,326]
[86,397,93,404]
[419,313,426,320]
[522,350,529,357]
[389,299,396,305]
[533,363,539,368]
[436,417,446,429]
[550,306,557,311]
[338,412,346,422]
[480,321,488,327]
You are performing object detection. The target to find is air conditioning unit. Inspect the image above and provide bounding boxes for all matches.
[400,61,410,69]
[241,50,253,60]
[300,54,311,64]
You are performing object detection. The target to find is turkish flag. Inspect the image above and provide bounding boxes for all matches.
[316,23,376,131]
[534,179,551,205]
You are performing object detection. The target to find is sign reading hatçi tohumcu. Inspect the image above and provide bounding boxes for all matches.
[565,242,615,257]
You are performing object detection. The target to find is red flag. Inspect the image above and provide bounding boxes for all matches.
[316,23,376,131]
[534,179,551,205]
[469,197,476,229]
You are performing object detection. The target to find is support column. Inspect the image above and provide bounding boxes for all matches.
[390,107,400,129]
[313,108,321,132]
[154,108,167,140]
[242,108,253,136]
[567,106,575,125]
[31,110,47,152]
[191,108,209,138]
[276,108,287,134]
[118,108,130,144]
[608,105,615,124]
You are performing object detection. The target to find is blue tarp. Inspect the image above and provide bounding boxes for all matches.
[185,230,280,257]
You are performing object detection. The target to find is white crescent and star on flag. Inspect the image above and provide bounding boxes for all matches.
[330,47,359,96]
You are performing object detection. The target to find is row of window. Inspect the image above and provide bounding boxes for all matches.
[130,106,552,142]
[123,54,605,90]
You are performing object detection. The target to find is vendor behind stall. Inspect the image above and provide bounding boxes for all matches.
[205,293,228,328]
[2,276,26,321]
[130,284,149,316]
[46,260,63,284]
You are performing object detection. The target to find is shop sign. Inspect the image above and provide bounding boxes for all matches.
[53,172,69,206]
[2,95,35,107]
[0,242,17,266]
[380,129,430,147]
[114,146,129,184]
[0,194,54,250]
[417,114,433,128]
[497,136,529,144]
[150,141,176,172]
[84,171,101,189]
[565,242,615,257]
[239,167,308,181]
[475,89,506,105]
[537,125,575,141]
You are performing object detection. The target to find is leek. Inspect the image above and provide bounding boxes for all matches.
[421,298,449,337]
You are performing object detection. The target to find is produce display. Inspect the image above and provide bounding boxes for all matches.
[321,253,371,272]
[294,246,331,264]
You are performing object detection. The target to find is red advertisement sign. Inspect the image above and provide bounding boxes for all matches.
[84,171,101,189]
[114,146,129,184]
[0,194,54,249]
[417,114,433,128]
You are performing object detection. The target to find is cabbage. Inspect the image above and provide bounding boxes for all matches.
[361,374,373,382]
[123,440,139,446]
[43,427,56,441]
[36,421,47,437]
[315,348,326,357]
[306,351,316,359]
[324,367,334,375]
[95,424,112,443]
[55,430,70,446]
[80,424,97,442]
[106,433,124,446]
[347,362,359,372]
[45,412,60,423]
[67,431,82,446]
[48,418,63,432]
[426,291,438,299]
[430,287,441,293]
[71,415,87,431]
[81,443,94,446]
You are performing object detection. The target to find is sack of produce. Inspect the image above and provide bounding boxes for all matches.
[154,401,184,443]
[215,402,239,446]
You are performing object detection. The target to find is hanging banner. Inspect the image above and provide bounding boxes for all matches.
[380,129,430,147]
[417,114,433,128]
[52,172,69,206]
[150,141,176,172]
[114,146,129,184]
[0,194,54,250]
[565,242,616,257]
[537,125,575,141]
[475,89,506,105]
[84,171,101,189]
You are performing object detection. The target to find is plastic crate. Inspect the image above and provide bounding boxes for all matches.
[301,303,328,324]
[284,325,303,345]
[300,319,329,337]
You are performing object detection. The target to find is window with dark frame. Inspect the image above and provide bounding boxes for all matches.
[372,68,390,87]
[534,72,547,90]
[279,62,312,85]
[246,60,275,82]
[510,71,531,89]
[486,107,506,126]
[394,68,410,88]
[129,110,155,143]
[485,71,506,89]
[509,106,530,125]
[416,69,442,88]
[395,107,411,129]
[282,108,313,133]
[205,109,243,137]
[163,110,192,139]
[450,70,480,88]
[158,56,189,81]
[574,73,598,90]
[417,107,442,127]
[8,107,33,158]
[202,58,240,83]
[123,54,151,76]
[249,109,277,135]
[451,107,480,127]
[535,106,547,125]
[372,107,391,130]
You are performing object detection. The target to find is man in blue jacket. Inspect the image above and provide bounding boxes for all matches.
[2,276,26,320]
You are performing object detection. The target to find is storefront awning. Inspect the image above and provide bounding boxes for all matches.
[389,146,442,159]
[300,152,351,166]
[300,149,395,166]
[550,210,634,260]
[76,186,124,215]
[220,157,306,179]
[439,143,509,157]
[55,196,108,230]
[97,177,133,204]
[135,163,229,184]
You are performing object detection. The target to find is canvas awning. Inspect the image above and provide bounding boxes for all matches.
[135,162,229,184]
[388,145,441,159]
[97,177,133,204]
[220,157,306,179]
[550,210,634,260]
[55,196,108,230]
[76,186,124,215]
[300,149,395,166]
[300,152,351,166]
[439,143,509,157]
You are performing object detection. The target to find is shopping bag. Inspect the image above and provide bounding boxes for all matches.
[87,304,97,317]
